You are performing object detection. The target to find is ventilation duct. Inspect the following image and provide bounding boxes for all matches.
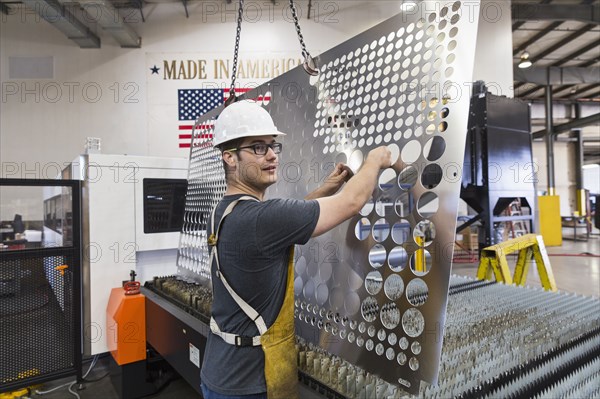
[78,0,141,48]
[20,0,101,48]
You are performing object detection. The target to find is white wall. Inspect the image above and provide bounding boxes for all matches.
[533,140,576,215]
[1,1,403,175]
[472,0,513,97]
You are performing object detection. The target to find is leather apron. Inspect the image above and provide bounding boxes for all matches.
[208,197,299,399]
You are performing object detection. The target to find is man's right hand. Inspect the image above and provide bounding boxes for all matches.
[365,146,393,169]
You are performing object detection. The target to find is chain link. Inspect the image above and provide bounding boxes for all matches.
[229,0,245,101]
[289,0,311,60]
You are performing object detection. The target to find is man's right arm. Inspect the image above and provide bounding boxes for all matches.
[312,146,391,237]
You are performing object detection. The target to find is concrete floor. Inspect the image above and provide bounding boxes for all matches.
[13,235,600,399]
[452,233,600,297]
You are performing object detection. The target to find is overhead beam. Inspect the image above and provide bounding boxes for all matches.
[21,0,100,48]
[550,38,600,67]
[533,113,600,138]
[513,21,562,56]
[0,2,10,14]
[514,66,600,85]
[530,25,596,64]
[567,84,600,98]
[512,4,600,24]
[517,85,544,98]
[79,0,141,48]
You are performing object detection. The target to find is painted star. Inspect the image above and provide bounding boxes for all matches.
[150,65,160,74]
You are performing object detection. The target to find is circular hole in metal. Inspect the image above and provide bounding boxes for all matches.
[417,192,439,219]
[410,248,433,276]
[388,246,408,272]
[422,163,443,189]
[413,220,436,247]
[386,347,395,361]
[398,165,418,190]
[356,336,365,347]
[376,195,392,217]
[378,168,397,191]
[447,53,456,64]
[402,308,425,338]
[399,336,409,350]
[294,277,303,295]
[377,328,387,341]
[315,283,329,306]
[381,302,401,329]
[307,258,318,277]
[384,274,405,301]
[376,343,385,356]
[451,13,460,24]
[344,292,361,316]
[373,218,390,243]
[411,341,422,355]
[452,1,461,11]
[427,110,437,121]
[366,339,374,352]
[365,271,383,295]
[295,255,307,275]
[445,67,454,77]
[448,40,457,51]
[441,107,450,118]
[348,149,364,173]
[360,197,374,216]
[369,244,387,269]
[361,297,379,323]
[406,278,429,307]
[388,143,400,165]
[388,332,398,346]
[329,288,344,311]
[424,136,446,162]
[439,121,448,133]
[401,140,421,164]
[348,331,356,343]
[368,325,376,337]
[394,197,409,218]
[358,321,366,333]
[449,27,458,38]
[354,218,371,241]
[303,280,315,300]
[436,32,445,43]
[397,352,407,365]
[409,357,419,371]
[391,220,411,244]
[440,6,449,17]
[438,19,447,30]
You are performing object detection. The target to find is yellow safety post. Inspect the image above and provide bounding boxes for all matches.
[414,236,425,273]
[478,234,557,291]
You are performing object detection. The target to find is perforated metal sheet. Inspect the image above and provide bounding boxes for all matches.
[177,1,480,392]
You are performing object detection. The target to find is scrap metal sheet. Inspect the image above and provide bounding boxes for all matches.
[177,1,480,392]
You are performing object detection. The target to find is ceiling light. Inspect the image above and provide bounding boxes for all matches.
[518,51,532,69]
[400,1,418,12]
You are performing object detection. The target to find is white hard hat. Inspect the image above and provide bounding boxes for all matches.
[212,101,286,148]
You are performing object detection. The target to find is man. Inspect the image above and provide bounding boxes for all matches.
[201,101,391,399]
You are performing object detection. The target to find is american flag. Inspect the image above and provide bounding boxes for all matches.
[178,88,271,148]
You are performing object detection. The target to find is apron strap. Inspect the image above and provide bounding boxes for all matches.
[208,196,268,345]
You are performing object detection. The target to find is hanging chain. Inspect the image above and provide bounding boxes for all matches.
[289,0,310,59]
[226,0,244,105]
[289,0,318,75]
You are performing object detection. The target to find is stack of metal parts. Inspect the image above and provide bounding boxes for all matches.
[146,273,599,398]
[148,276,212,321]
[297,275,599,398]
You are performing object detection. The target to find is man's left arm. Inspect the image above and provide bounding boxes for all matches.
[305,163,353,200]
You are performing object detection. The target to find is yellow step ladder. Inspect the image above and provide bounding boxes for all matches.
[477,234,557,292]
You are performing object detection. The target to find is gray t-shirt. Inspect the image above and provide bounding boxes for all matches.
[200,194,320,395]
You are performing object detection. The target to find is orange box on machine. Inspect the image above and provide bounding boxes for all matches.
[106,287,146,365]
